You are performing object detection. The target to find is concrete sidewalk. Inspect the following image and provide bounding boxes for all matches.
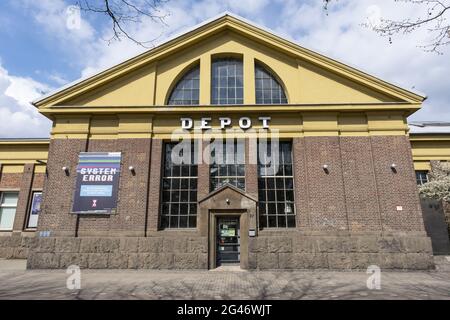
[0,258,449,300]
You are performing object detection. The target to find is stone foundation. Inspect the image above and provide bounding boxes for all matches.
[0,234,36,259]
[25,234,434,270]
[249,235,434,270]
[444,201,450,237]
[26,236,208,269]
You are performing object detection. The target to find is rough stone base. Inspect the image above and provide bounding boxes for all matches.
[26,236,208,269]
[21,234,435,270]
[249,235,435,270]
[0,234,36,259]
[444,201,450,238]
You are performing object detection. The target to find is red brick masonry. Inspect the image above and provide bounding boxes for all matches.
[22,135,435,269]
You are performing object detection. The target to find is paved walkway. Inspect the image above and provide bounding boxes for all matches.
[0,259,450,300]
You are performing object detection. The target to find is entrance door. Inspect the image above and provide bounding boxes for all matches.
[216,217,240,265]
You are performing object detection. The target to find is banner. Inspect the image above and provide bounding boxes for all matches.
[72,152,121,214]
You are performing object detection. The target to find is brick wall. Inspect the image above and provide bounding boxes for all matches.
[147,139,161,232]
[73,139,152,236]
[303,136,348,231]
[0,167,45,259]
[38,139,88,236]
[292,135,426,234]
[340,136,382,232]
[0,173,22,189]
[371,135,425,232]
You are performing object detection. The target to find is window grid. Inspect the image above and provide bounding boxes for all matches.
[416,170,429,185]
[255,63,288,104]
[258,141,296,228]
[160,143,198,229]
[168,66,200,105]
[210,140,245,191]
[211,58,244,105]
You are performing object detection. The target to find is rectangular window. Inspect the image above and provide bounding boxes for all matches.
[27,192,42,229]
[258,141,296,228]
[211,58,244,105]
[210,139,245,191]
[416,170,429,185]
[0,192,19,231]
[160,142,198,229]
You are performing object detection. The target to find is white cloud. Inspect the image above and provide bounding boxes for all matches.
[19,0,95,41]
[0,63,52,138]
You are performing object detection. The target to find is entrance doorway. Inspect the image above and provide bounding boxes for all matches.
[216,217,240,266]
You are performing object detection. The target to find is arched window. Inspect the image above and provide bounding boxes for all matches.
[167,65,200,105]
[255,63,287,104]
[211,58,243,105]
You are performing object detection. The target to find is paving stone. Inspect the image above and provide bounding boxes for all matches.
[1,262,450,299]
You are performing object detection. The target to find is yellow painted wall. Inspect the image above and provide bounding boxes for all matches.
[0,140,49,173]
[61,31,399,107]
[410,135,450,171]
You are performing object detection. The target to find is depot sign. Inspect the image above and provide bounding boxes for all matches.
[181,116,271,130]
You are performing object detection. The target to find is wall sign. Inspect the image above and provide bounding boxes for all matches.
[72,152,121,214]
[27,192,42,228]
[180,116,271,130]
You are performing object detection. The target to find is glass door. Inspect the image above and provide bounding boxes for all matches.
[216,217,240,265]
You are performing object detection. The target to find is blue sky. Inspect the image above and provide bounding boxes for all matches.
[0,0,449,137]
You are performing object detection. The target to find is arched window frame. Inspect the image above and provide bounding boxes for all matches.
[254,62,288,104]
[167,63,200,105]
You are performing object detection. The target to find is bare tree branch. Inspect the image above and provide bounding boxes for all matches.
[75,0,169,47]
[366,0,450,54]
[324,0,450,54]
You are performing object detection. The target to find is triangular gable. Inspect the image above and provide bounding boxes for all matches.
[199,183,257,204]
[33,12,426,109]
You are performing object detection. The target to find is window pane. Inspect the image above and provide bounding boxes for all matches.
[209,140,245,192]
[168,65,200,105]
[258,141,296,229]
[1,193,18,206]
[160,143,197,229]
[415,170,429,185]
[212,58,243,105]
[255,63,287,104]
[0,207,16,230]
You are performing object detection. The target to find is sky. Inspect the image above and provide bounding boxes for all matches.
[0,0,449,138]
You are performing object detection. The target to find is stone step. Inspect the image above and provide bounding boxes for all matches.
[433,256,450,272]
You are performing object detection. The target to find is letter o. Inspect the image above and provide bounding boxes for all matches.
[239,117,251,129]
